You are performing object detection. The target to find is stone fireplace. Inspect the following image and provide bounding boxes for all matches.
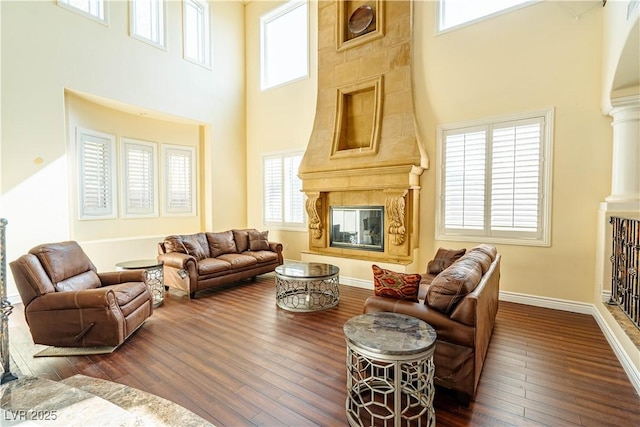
[299,0,428,264]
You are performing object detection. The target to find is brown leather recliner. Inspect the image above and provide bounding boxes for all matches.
[10,241,153,347]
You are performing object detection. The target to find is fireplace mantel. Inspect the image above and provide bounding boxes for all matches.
[299,164,425,193]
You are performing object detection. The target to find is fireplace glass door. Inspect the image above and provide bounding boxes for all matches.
[330,206,384,252]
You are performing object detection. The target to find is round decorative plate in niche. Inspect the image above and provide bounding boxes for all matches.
[348,5,374,36]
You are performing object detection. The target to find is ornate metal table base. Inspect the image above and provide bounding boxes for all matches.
[275,262,339,312]
[116,260,164,308]
[344,313,437,427]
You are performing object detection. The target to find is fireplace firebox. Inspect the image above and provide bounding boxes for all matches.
[330,206,384,252]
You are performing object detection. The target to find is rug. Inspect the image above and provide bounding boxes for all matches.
[34,345,117,357]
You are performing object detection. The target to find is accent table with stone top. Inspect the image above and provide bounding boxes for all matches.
[275,261,339,312]
[343,312,437,427]
[116,259,164,308]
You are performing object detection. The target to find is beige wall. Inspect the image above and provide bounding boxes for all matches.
[245,0,318,260]
[246,1,613,304]
[1,0,246,292]
[65,93,203,240]
[416,1,611,304]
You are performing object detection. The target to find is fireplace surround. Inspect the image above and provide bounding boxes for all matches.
[299,0,427,263]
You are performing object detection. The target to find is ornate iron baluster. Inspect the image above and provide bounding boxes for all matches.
[609,216,640,330]
[0,218,17,383]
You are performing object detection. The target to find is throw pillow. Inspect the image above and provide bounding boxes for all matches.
[232,229,251,253]
[248,230,270,251]
[427,247,466,274]
[372,265,421,302]
[181,234,208,260]
[163,236,187,254]
[426,258,482,314]
[207,231,238,257]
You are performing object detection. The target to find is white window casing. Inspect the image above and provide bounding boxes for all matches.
[130,0,166,49]
[436,109,553,246]
[77,128,117,220]
[162,144,197,216]
[260,0,309,91]
[121,138,158,218]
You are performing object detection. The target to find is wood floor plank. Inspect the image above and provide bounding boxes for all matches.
[6,274,640,426]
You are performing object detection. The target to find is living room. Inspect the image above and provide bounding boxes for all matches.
[1,0,639,424]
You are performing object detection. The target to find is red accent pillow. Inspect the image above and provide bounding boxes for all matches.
[372,265,421,302]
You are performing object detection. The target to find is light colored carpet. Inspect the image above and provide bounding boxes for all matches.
[34,345,117,357]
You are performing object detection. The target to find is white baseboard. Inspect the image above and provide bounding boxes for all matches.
[592,307,640,396]
[340,276,373,289]
[499,290,593,314]
[499,290,640,396]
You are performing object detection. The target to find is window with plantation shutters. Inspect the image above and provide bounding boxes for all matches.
[163,145,196,216]
[78,128,117,219]
[264,152,305,228]
[122,138,158,217]
[437,109,553,246]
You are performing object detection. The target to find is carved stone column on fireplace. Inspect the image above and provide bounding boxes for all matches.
[305,192,326,248]
[385,189,411,257]
[299,0,428,263]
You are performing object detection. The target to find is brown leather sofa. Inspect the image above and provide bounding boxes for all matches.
[10,241,153,347]
[363,244,500,402]
[158,228,284,299]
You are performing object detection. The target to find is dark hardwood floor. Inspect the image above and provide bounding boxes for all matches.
[7,274,640,426]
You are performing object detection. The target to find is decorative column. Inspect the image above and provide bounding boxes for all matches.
[0,218,17,383]
[606,95,640,204]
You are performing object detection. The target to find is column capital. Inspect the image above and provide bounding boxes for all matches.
[606,94,640,116]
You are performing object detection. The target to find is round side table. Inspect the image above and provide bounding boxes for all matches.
[116,259,164,307]
[343,312,437,427]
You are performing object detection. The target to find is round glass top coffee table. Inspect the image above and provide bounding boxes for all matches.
[344,312,437,427]
[275,261,339,312]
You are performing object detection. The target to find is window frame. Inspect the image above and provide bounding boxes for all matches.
[260,0,309,91]
[436,108,554,247]
[436,0,540,34]
[58,0,108,25]
[182,0,211,68]
[77,127,118,220]
[121,137,159,218]
[263,150,306,230]
[129,0,167,50]
[162,144,197,217]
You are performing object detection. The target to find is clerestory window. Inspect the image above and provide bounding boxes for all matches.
[437,0,536,33]
[260,0,309,90]
[130,0,166,49]
[58,0,107,23]
[183,0,211,67]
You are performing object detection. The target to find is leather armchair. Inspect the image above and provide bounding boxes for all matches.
[10,241,153,347]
